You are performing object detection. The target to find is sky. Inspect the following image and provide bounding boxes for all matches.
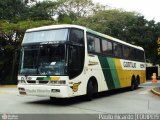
[93,0,160,22]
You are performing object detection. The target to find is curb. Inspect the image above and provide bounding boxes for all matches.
[151,87,160,96]
[0,85,17,88]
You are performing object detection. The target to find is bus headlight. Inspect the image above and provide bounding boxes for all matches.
[50,80,66,85]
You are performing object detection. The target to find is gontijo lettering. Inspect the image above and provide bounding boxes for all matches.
[123,61,136,68]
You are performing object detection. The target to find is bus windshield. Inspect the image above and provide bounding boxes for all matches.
[19,44,67,76]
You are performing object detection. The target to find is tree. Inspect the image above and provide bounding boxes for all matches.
[28,1,58,20]
[0,0,27,21]
[75,9,139,37]
[56,0,95,22]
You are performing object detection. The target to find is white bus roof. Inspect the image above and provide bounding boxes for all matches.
[26,24,144,51]
[26,24,85,32]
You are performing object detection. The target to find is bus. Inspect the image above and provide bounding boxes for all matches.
[18,24,146,100]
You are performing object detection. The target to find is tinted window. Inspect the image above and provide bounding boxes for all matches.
[70,29,84,45]
[87,34,101,53]
[129,48,145,62]
[123,46,130,59]
[129,48,135,60]
[113,43,123,58]
[102,39,113,56]
[68,45,85,79]
[135,50,145,62]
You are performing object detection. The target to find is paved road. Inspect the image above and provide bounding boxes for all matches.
[0,81,160,115]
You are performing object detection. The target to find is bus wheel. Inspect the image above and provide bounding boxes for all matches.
[130,76,136,91]
[135,76,140,89]
[86,80,94,101]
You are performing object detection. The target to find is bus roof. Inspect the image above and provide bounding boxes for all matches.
[26,24,85,32]
[26,24,144,51]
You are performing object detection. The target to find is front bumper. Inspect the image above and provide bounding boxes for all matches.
[18,84,73,98]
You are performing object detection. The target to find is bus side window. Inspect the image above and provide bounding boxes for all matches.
[113,43,122,58]
[87,36,95,52]
[129,48,135,60]
[87,34,101,53]
[135,50,145,62]
[102,39,113,56]
[123,46,130,59]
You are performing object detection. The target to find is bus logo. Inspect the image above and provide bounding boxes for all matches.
[73,82,81,92]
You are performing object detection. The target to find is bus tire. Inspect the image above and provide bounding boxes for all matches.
[130,76,136,91]
[135,76,140,89]
[86,80,94,101]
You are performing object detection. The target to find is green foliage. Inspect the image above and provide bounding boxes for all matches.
[28,1,57,20]
[75,9,138,37]
[0,0,27,21]
[56,0,95,22]
[0,20,55,33]
[58,14,72,23]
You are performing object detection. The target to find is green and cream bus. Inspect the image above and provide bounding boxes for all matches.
[18,24,146,100]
